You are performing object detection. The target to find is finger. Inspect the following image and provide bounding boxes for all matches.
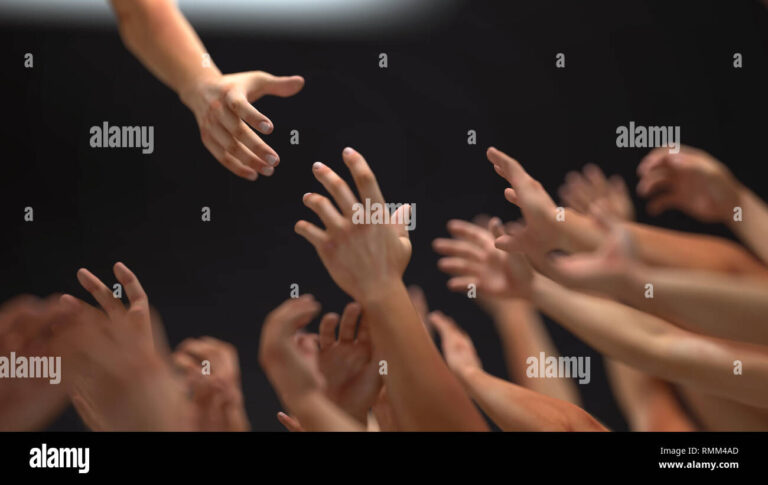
[564,171,592,209]
[446,219,492,248]
[201,132,258,181]
[311,162,358,216]
[271,297,322,338]
[253,74,305,98]
[446,276,477,293]
[209,120,274,177]
[277,411,305,432]
[494,234,520,253]
[583,164,608,193]
[637,147,673,176]
[113,262,148,312]
[76,268,126,319]
[217,107,279,168]
[391,204,412,238]
[302,192,346,232]
[637,167,673,197]
[487,146,530,185]
[342,147,386,206]
[224,90,274,135]
[338,302,361,342]
[318,312,339,350]
[432,238,485,261]
[294,220,329,248]
[428,310,460,338]
[437,257,482,277]
[646,193,680,216]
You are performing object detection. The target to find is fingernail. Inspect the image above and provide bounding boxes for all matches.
[262,166,274,176]
[266,154,278,166]
[259,121,272,133]
[247,171,258,181]
[303,192,312,200]
[313,161,325,170]
[343,147,354,155]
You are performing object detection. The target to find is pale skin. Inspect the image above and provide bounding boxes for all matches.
[110,0,305,180]
[258,296,364,432]
[274,302,383,430]
[294,147,487,431]
[637,145,768,265]
[429,310,606,432]
[0,296,71,431]
[432,216,580,405]
[173,337,251,432]
[56,263,195,431]
[485,147,768,277]
[559,167,696,431]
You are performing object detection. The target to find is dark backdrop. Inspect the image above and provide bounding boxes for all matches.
[1,0,767,431]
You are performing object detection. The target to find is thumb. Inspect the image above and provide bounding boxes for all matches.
[254,73,305,98]
[391,204,413,238]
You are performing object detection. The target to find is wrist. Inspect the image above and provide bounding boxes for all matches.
[357,278,407,309]
[178,69,223,111]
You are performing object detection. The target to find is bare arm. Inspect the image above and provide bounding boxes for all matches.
[429,311,605,431]
[530,274,768,408]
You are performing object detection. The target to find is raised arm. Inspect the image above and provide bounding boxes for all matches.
[486,147,768,277]
[638,145,768,265]
[294,148,487,431]
[109,0,304,180]
[429,311,605,431]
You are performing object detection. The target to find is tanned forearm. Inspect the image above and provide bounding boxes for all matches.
[362,281,488,431]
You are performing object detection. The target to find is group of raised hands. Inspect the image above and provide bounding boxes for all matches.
[4,0,767,432]
[5,142,768,431]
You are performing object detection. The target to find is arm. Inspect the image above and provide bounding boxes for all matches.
[551,224,768,345]
[258,296,364,432]
[109,0,304,180]
[429,310,605,431]
[432,217,580,405]
[294,148,487,431]
[605,361,696,431]
[638,145,768,265]
[487,147,768,276]
[530,273,768,408]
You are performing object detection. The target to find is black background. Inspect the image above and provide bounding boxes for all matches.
[1,0,767,431]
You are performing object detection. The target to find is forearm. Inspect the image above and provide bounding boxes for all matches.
[605,360,695,431]
[491,299,581,405]
[289,390,364,432]
[619,265,768,344]
[110,0,220,99]
[531,274,768,407]
[362,281,488,431]
[728,186,768,265]
[626,222,768,276]
[456,367,605,431]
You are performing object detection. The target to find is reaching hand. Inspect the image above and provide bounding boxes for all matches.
[258,296,325,407]
[637,146,742,222]
[180,70,305,180]
[558,164,635,222]
[0,296,70,431]
[433,217,521,299]
[486,147,575,271]
[295,147,412,303]
[75,262,154,354]
[173,337,250,431]
[54,293,193,431]
[429,311,482,377]
[316,303,382,424]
